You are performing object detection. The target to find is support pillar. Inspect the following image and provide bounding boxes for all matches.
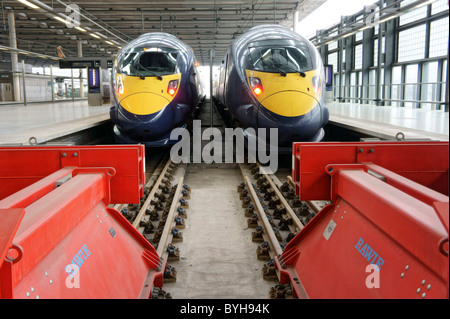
[209,49,215,128]
[21,60,26,106]
[292,10,299,33]
[8,11,21,102]
[77,40,85,98]
[50,65,55,103]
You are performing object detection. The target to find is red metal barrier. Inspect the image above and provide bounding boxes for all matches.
[279,142,449,299]
[0,145,164,299]
[291,141,449,200]
[0,145,146,203]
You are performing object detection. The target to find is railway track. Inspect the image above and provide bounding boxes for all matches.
[112,152,328,299]
[113,157,188,299]
[237,162,329,298]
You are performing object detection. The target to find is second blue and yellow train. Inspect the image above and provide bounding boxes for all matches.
[213,24,329,146]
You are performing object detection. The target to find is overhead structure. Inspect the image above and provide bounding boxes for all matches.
[0,0,327,65]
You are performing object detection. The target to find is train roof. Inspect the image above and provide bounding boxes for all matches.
[227,24,321,84]
[120,32,193,55]
[233,24,307,48]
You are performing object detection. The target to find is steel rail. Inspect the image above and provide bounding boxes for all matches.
[140,166,186,298]
[239,165,283,258]
[156,177,184,257]
[249,161,304,232]
[262,171,304,232]
[132,159,173,229]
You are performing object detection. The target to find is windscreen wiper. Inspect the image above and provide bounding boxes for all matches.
[261,59,287,77]
[136,61,163,81]
[130,63,147,80]
[273,61,306,78]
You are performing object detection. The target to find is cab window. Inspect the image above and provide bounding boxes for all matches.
[118,49,178,77]
[248,40,315,73]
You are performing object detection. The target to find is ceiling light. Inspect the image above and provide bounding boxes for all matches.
[94,32,108,39]
[105,41,114,45]
[17,0,40,9]
[53,16,69,24]
[90,33,101,39]
[76,27,87,32]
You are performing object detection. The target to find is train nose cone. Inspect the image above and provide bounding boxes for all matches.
[261,91,318,117]
[120,93,170,116]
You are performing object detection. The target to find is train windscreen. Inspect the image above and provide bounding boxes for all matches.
[118,50,179,77]
[248,40,316,74]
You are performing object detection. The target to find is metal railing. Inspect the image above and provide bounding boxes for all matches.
[334,81,448,110]
[1,68,87,105]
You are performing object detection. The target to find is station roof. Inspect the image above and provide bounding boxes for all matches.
[0,0,326,66]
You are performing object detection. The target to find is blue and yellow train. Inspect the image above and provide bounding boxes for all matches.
[110,32,203,146]
[213,24,329,146]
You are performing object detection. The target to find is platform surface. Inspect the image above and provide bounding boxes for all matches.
[328,102,449,141]
[0,100,110,145]
[1,100,448,145]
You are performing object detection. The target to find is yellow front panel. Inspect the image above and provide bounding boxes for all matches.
[262,91,317,117]
[115,73,181,115]
[245,69,321,117]
[120,93,170,116]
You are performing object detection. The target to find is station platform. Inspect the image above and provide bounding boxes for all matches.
[0,100,448,145]
[0,100,110,145]
[327,102,449,141]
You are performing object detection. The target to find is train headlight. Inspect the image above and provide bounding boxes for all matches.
[167,79,179,97]
[249,77,263,96]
